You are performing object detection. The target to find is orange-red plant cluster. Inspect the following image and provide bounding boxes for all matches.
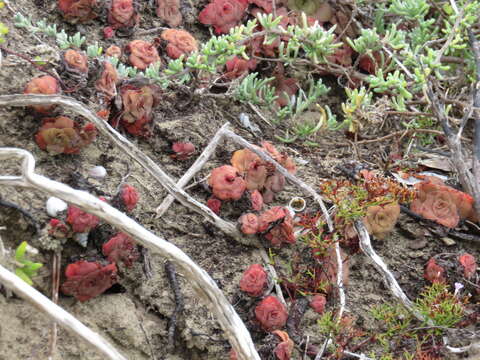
[35,116,97,155]
[161,29,198,60]
[61,260,118,302]
[239,263,267,297]
[410,176,478,228]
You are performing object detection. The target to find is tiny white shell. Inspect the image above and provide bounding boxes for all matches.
[288,197,306,213]
[46,197,68,217]
[89,166,107,179]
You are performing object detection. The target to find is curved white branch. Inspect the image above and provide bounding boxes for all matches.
[0,264,127,360]
[0,147,260,360]
[353,220,429,323]
[0,94,253,245]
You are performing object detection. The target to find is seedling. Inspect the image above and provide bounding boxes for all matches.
[15,241,43,286]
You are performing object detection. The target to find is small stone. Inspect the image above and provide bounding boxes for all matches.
[408,239,427,250]
[89,165,107,179]
[46,197,68,217]
[441,237,456,246]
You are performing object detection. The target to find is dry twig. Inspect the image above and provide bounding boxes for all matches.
[0,147,260,360]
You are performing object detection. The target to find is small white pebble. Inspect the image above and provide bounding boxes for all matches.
[46,197,68,217]
[89,165,107,179]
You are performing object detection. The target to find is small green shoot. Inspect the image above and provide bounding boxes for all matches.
[15,241,43,286]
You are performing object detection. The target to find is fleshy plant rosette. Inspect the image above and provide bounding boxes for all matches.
[410,177,477,228]
[61,260,118,301]
[115,82,160,136]
[107,0,139,35]
[24,75,61,113]
[156,0,182,27]
[363,202,400,239]
[208,165,247,201]
[254,295,288,332]
[95,61,119,102]
[102,232,139,267]
[35,116,97,154]
[239,263,268,297]
[58,0,99,23]
[126,40,161,70]
[160,29,198,60]
[199,0,249,34]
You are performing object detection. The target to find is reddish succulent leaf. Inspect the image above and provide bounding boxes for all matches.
[24,75,61,113]
[126,40,161,70]
[245,161,267,190]
[459,253,477,279]
[310,294,326,314]
[250,190,263,211]
[410,177,475,228]
[95,61,118,100]
[255,295,288,332]
[258,206,288,232]
[250,0,274,12]
[363,202,400,239]
[35,116,97,154]
[161,29,198,59]
[264,211,295,246]
[359,52,383,74]
[231,148,260,174]
[171,142,195,160]
[229,349,238,360]
[48,219,71,239]
[108,0,139,30]
[326,43,353,67]
[208,165,246,201]
[239,264,267,296]
[58,0,98,23]
[224,56,257,79]
[199,0,249,34]
[63,49,88,75]
[118,84,159,136]
[272,330,294,360]
[156,0,182,27]
[239,213,259,235]
[105,45,122,58]
[424,258,446,284]
[103,26,115,39]
[66,205,100,233]
[207,197,222,214]
[261,141,296,173]
[61,260,117,302]
[102,232,139,267]
[120,184,139,212]
[273,73,298,107]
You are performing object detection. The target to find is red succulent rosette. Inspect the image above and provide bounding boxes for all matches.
[255,295,288,332]
[424,258,446,284]
[224,56,257,79]
[458,253,477,279]
[24,75,61,113]
[35,116,96,154]
[161,29,198,60]
[58,0,98,23]
[105,45,122,58]
[117,84,159,136]
[108,0,139,30]
[120,184,139,212]
[309,294,326,314]
[102,232,139,267]
[61,260,117,302]
[363,202,400,239]
[272,330,294,360]
[410,177,476,228]
[156,0,182,28]
[207,197,222,214]
[66,204,100,233]
[199,0,249,34]
[239,264,267,296]
[126,40,161,70]
[208,165,247,201]
[95,61,119,101]
[171,142,195,160]
[63,49,88,75]
[239,213,259,235]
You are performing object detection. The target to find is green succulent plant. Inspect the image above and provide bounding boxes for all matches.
[15,241,43,286]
